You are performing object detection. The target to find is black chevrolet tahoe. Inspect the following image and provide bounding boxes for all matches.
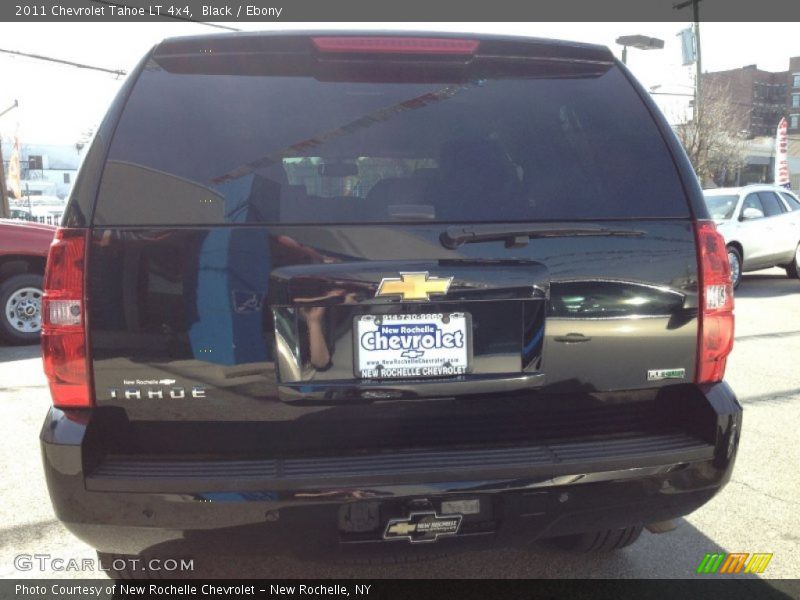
[40,31,740,572]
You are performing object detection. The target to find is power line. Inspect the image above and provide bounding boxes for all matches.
[89,0,241,31]
[0,99,19,119]
[1,0,242,77]
[651,91,695,97]
[0,48,126,77]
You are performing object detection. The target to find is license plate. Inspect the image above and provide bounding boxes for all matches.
[355,312,470,379]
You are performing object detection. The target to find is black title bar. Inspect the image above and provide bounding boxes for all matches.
[3,579,798,600]
[5,0,800,22]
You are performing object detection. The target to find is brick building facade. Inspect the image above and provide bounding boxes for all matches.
[703,58,800,137]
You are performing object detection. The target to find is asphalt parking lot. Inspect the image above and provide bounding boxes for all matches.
[0,269,798,589]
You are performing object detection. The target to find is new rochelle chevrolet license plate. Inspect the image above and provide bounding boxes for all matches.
[355,313,470,379]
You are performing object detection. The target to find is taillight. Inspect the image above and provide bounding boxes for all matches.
[312,36,480,55]
[42,228,91,408]
[694,221,734,384]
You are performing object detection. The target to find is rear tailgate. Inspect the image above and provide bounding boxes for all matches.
[84,34,700,457]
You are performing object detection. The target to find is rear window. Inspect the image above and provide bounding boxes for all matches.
[93,51,689,225]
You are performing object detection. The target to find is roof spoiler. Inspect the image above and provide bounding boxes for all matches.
[154,32,615,64]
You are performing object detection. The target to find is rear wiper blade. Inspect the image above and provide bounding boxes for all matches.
[440,224,646,249]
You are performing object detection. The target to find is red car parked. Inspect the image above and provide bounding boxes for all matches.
[0,218,55,344]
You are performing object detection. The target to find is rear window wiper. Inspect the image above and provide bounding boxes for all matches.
[440,224,646,249]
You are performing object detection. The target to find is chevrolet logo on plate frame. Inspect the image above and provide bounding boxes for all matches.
[383,512,462,543]
[375,272,453,301]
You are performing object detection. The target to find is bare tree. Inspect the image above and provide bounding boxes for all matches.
[673,80,748,186]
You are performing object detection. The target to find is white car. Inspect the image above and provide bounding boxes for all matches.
[703,185,800,288]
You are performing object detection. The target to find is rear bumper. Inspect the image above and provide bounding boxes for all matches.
[41,382,741,557]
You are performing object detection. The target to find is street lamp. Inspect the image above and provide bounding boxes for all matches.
[0,99,18,119]
[615,35,665,65]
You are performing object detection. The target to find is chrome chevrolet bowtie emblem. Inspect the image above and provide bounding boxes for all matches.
[375,272,453,301]
[386,521,417,535]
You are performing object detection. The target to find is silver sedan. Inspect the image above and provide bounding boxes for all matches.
[703,185,800,288]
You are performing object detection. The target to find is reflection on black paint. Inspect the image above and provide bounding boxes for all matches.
[88,222,699,419]
[550,280,685,319]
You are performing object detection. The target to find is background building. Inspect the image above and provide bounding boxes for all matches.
[702,57,800,189]
[1,141,85,200]
[703,62,792,137]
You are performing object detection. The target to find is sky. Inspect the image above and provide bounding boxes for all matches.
[2,21,800,144]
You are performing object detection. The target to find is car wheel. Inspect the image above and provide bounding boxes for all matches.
[727,245,742,289]
[0,273,44,345]
[545,525,643,553]
[787,244,800,280]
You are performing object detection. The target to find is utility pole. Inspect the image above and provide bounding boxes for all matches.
[0,99,19,219]
[693,1,703,122]
[674,0,703,122]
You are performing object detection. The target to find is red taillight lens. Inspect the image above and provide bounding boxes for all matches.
[695,221,735,384]
[312,36,480,55]
[42,228,91,408]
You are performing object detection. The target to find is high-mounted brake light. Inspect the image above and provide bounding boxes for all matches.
[694,221,734,384]
[312,36,480,56]
[42,228,91,408]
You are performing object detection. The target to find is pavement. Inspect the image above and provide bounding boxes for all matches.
[0,268,798,589]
